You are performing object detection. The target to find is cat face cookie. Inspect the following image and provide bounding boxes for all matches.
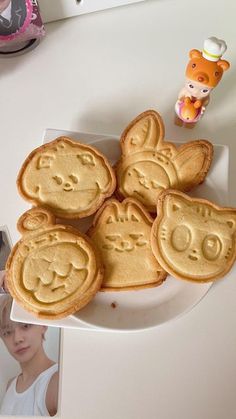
[17,137,116,219]
[6,208,103,319]
[151,190,236,282]
[116,110,213,212]
[87,198,167,290]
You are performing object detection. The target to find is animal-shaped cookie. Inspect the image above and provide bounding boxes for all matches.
[151,190,236,282]
[116,110,213,212]
[17,137,116,219]
[6,207,103,319]
[88,198,167,290]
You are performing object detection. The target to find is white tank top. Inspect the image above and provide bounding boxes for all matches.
[0,363,58,416]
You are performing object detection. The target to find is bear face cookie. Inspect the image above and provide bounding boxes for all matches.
[17,137,116,219]
[116,110,213,212]
[6,208,103,319]
[88,198,167,290]
[151,190,236,282]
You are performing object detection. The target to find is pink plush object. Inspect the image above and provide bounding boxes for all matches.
[0,0,45,55]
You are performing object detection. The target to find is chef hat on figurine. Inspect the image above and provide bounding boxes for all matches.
[202,37,227,62]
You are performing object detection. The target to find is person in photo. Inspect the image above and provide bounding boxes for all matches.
[0,270,8,293]
[0,0,27,36]
[0,295,59,416]
[0,231,11,293]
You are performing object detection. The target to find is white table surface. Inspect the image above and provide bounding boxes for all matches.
[0,1,236,418]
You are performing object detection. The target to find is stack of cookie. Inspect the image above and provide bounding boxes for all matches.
[6,110,236,319]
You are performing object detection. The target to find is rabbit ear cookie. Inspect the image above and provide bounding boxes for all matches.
[120,109,166,156]
[17,137,116,219]
[116,110,213,212]
[151,190,236,282]
[6,207,103,319]
[87,198,167,291]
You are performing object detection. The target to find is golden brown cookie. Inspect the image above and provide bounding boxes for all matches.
[116,110,213,212]
[17,137,116,219]
[6,207,103,319]
[151,190,236,282]
[87,198,167,290]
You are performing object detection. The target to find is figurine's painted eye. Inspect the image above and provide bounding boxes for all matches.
[189,84,194,89]
[192,63,196,68]
[201,89,209,93]
[215,71,220,77]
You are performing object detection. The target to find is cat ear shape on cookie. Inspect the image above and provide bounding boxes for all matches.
[87,198,167,291]
[151,190,236,283]
[6,207,103,319]
[116,110,213,212]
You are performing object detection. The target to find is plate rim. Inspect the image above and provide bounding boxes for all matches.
[10,129,229,332]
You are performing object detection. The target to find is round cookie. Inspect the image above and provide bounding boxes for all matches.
[6,207,103,319]
[17,137,116,219]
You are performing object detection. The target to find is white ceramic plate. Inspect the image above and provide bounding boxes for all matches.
[11,129,229,331]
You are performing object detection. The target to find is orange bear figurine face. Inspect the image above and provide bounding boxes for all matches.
[185,48,230,98]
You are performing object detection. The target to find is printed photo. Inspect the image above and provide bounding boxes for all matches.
[0,295,61,416]
[0,229,11,294]
[0,227,61,417]
[0,0,29,37]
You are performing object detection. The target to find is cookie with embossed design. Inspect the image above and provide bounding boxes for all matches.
[116,110,213,212]
[17,137,116,219]
[151,190,236,282]
[87,198,167,290]
[6,207,103,319]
